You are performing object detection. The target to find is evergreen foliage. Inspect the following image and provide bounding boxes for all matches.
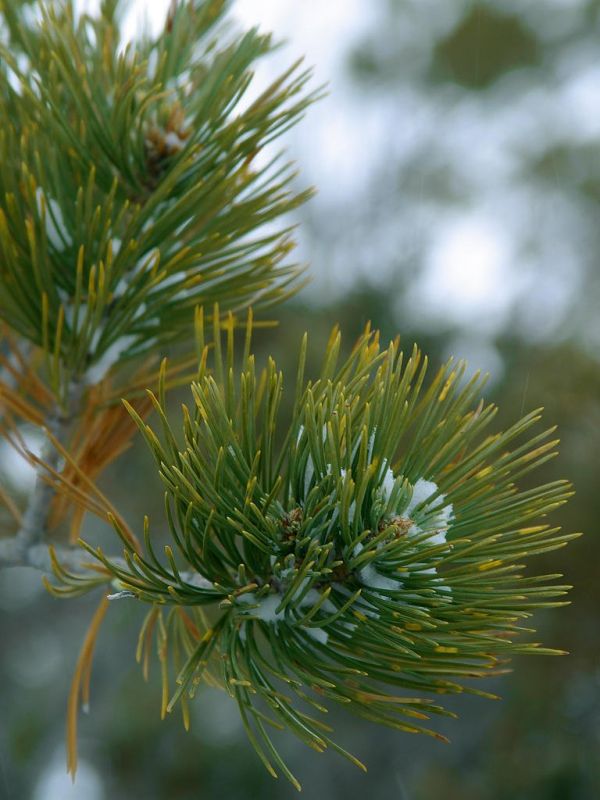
[53,311,576,788]
[0,0,578,792]
[0,0,314,394]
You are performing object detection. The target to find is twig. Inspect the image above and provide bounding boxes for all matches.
[1,378,85,570]
[0,536,199,593]
[24,379,84,542]
[0,538,97,573]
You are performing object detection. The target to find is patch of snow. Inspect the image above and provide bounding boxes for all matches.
[236,592,256,604]
[359,562,403,592]
[298,588,336,614]
[358,603,380,620]
[381,465,395,502]
[85,335,137,383]
[166,69,192,92]
[164,131,187,152]
[348,499,356,524]
[303,454,314,498]
[107,590,136,600]
[60,294,89,335]
[405,478,439,516]
[146,48,158,80]
[186,573,214,590]
[36,188,73,251]
[367,427,377,461]
[156,272,183,290]
[405,478,454,545]
[339,620,357,633]
[240,592,286,625]
[305,627,328,644]
[354,542,403,592]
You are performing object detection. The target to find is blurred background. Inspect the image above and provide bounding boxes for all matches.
[1,1,599,798]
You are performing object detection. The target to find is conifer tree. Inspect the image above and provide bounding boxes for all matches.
[0,0,578,790]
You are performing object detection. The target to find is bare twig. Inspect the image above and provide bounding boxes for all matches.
[0,537,95,573]
[17,410,70,548]
[0,535,198,593]
[1,378,85,570]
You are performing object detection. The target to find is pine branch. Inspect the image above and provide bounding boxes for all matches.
[0,377,85,568]
[51,310,576,789]
[0,537,88,572]
[0,0,320,380]
[0,2,579,792]
[19,386,81,543]
[0,535,200,590]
